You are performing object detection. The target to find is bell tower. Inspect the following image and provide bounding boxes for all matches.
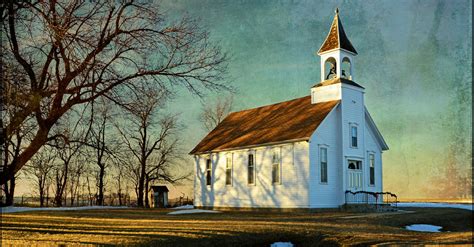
[311,8,363,105]
[317,8,357,82]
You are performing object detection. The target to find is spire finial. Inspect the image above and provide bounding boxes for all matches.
[335,8,339,15]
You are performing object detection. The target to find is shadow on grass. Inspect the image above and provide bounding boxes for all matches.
[378,207,473,232]
[135,231,339,247]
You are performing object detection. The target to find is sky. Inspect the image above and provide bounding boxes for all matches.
[158,0,472,200]
[12,0,471,200]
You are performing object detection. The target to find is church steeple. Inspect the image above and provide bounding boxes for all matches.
[318,8,357,55]
[311,8,364,105]
[317,8,357,82]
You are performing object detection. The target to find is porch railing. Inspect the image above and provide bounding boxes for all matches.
[345,190,398,206]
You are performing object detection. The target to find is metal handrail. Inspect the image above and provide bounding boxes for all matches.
[345,190,398,206]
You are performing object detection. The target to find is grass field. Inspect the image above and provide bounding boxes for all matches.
[1,207,472,246]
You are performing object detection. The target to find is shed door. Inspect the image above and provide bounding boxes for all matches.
[347,160,363,191]
[158,193,165,208]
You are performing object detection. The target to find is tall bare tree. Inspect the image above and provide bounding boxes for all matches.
[49,113,85,207]
[199,95,233,131]
[117,86,186,207]
[143,118,190,208]
[67,155,87,206]
[113,164,127,206]
[1,61,35,205]
[84,99,120,206]
[1,0,228,185]
[24,146,55,207]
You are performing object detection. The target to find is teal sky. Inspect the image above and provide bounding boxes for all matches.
[161,0,472,199]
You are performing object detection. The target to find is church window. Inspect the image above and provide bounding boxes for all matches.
[225,154,232,186]
[320,147,328,183]
[272,148,281,184]
[205,159,212,186]
[350,125,358,148]
[248,153,255,185]
[369,154,375,186]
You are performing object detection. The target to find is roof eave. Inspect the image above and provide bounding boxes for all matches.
[189,137,310,155]
[364,108,389,151]
[317,47,358,56]
[311,78,365,89]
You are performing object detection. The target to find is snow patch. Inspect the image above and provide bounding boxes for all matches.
[1,206,127,214]
[271,242,294,247]
[394,202,473,211]
[171,204,194,210]
[405,224,442,232]
[167,209,220,215]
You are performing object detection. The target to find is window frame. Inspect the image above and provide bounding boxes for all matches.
[319,145,328,184]
[205,158,212,186]
[247,152,256,185]
[271,147,282,185]
[349,123,358,148]
[225,153,233,186]
[369,153,375,186]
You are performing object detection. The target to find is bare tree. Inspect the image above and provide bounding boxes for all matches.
[67,156,87,206]
[113,164,127,206]
[84,170,95,206]
[199,95,233,131]
[1,0,229,185]
[428,147,473,200]
[84,99,120,206]
[50,114,85,207]
[24,147,55,207]
[1,63,36,205]
[117,86,187,207]
[143,119,190,208]
[1,127,24,206]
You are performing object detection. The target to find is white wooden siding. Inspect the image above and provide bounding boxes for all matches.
[309,104,343,208]
[194,141,310,208]
[364,122,383,193]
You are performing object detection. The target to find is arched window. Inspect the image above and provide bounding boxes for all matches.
[324,57,337,80]
[342,57,351,79]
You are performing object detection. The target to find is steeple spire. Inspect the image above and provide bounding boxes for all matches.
[318,8,357,55]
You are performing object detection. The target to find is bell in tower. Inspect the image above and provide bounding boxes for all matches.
[325,59,337,80]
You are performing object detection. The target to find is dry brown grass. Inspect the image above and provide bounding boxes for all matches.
[1,207,472,246]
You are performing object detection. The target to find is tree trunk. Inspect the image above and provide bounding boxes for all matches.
[97,164,105,206]
[54,161,68,207]
[144,176,150,208]
[137,158,146,207]
[70,188,75,206]
[0,125,51,185]
[46,188,49,207]
[117,175,123,206]
[39,178,45,207]
[5,175,15,206]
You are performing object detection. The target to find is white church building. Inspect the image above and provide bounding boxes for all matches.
[190,9,389,209]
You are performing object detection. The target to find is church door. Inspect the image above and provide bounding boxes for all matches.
[347,160,363,191]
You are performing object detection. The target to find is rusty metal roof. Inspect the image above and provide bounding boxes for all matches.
[318,9,357,55]
[190,97,340,154]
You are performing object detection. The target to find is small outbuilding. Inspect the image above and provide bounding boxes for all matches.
[151,185,169,208]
